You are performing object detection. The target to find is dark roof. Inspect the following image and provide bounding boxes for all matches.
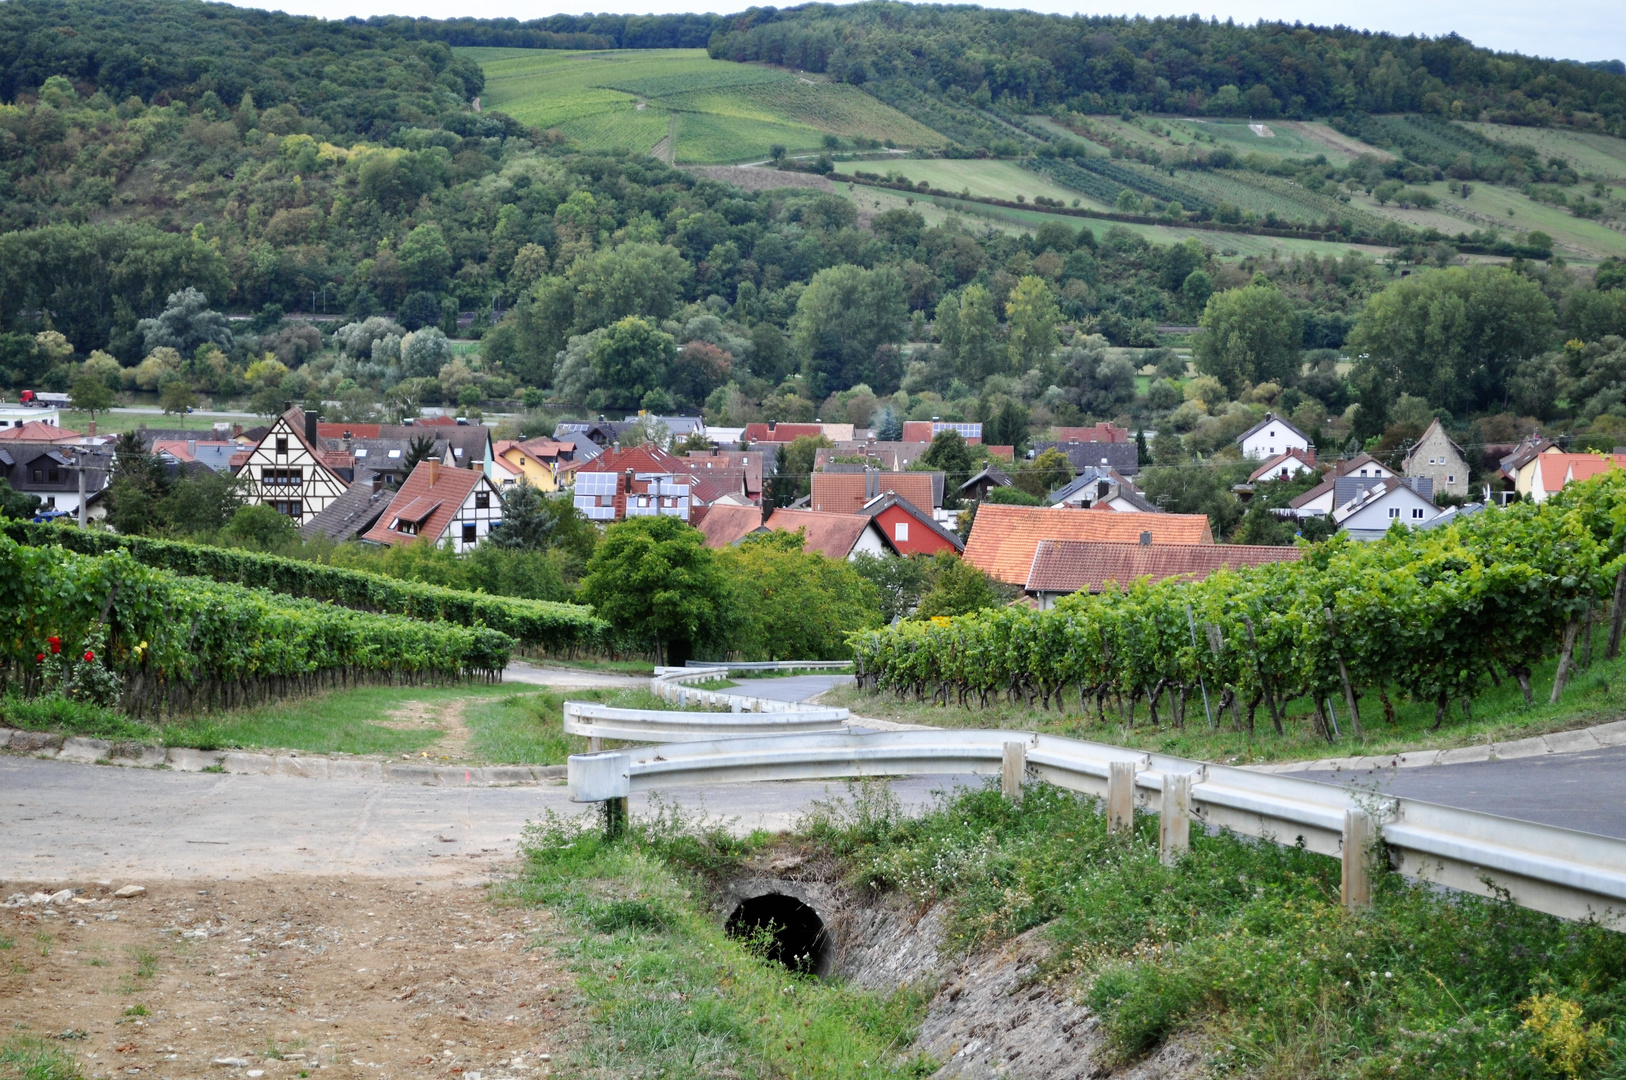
[960,466,1012,492]
[299,471,396,542]
[1025,539,1303,596]
[855,492,965,552]
[1236,411,1311,447]
[1048,468,1156,511]
[1033,440,1140,476]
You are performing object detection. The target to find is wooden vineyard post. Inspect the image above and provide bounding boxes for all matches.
[1342,809,1373,911]
[1608,568,1626,660]
[1108,760,1136,836]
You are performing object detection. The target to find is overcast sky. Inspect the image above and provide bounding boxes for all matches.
[255,0,1625,65]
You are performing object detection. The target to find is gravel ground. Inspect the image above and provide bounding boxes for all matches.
[2,875,582,1080]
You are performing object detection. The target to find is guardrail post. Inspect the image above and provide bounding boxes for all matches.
[1342,809,1373,910]
[1108,760,1136,836]
[587,735,602,753]
[604,796,629,841]
[1001,741,1026,803]
[1159,772,1192,863]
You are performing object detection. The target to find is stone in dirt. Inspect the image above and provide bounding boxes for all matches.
[46,889,73,905]
[211,1058,249,1067]
[113,884,146,898]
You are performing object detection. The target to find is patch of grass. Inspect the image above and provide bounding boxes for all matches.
[799,779,1626,1078]
[832,648,1626,765]
[0,1036,84,1080]
[0,693,152,741]
[122,1005,148,1017]
[506,802,937,1079]
[466,687,722,765]
[155,682,544,757]
[0,935,12,950]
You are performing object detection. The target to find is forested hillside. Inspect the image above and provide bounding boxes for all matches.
[708,3,1626,133]
[0,0,1624,523]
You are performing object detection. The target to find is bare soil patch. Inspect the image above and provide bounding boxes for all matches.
[1,875,584,1079]
[376,699,474,762]
[683,165,835,192]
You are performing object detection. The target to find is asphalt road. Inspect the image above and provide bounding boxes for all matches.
[0,755,977,884]
[0,671,958,886]
[740,674,853,702]
[1291,746,1626,840]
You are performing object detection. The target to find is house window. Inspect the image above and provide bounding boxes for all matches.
[894,521,909,542]
[45,496,56,509]
[1412,508,1426,519]
[1388,508,1400,519]
[462,523,478,544]
[275,436,288,455]
[474,492,490,510]
[47,468,59,483]
[32,469,42,482]
[1447,475,1455,484]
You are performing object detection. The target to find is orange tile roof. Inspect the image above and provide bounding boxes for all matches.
[575,442,684,475]
[963,504,1213,584]
[810,471,936,513]
[1052,423,1129,443]
[1026,540,1302,595]
[697,504,766,548]
[810,472,870,513]
[316,422,382,439]
[361,460,484,547]
[764,509,873,559]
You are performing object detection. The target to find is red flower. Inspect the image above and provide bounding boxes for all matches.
[83,650,95,663]
[48,636,61,654]
[35,652,45,663]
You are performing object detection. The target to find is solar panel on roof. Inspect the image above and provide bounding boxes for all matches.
[576,473,616,496]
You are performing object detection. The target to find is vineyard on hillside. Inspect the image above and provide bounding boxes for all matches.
[0,535,512,719]
[4,521,607,653]
[853,474,1626,738]
[466,46,942,162]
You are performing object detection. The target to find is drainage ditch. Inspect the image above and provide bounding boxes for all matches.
[724,891,832,976]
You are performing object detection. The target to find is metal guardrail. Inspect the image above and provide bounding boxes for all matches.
[568,727,1626,927]
[562,702,850,744]
[680,660,854,672]
[648,666,847,716]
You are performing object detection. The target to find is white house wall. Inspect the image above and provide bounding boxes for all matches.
[238,416,348,524]
[444,477,505,554]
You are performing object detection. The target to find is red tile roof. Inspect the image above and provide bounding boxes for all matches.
[1052,423,1129,443]
[575,442,685,475]
[744,423,825,443]
[984,445,1015,460]
[316,422,382,439]
[361,461,484,547]
[764,509,874,559]
[963,504,1214,584]
[698,504,766,548]
[1248,448,1319,484]
[1026,540,1302,595]
[0,421,81,442]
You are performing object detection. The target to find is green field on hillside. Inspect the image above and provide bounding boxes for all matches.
[1462,122,1626,181]
[838,181,1398,260]
[463,47,944,164]
[874,158,1114,209]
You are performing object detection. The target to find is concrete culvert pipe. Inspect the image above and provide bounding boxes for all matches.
[726,892,831,976]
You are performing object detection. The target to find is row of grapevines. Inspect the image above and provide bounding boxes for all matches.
[0,534,513,718]
[5,521,607,653]
[852,473,1626,736]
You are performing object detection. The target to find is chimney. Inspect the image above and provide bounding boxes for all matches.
[428,459,440,487]
[305,411,318,447]
[371,471,383,493]
[1139,531,1152,546]
[187,439,196,458]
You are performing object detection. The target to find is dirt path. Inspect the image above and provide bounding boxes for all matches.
[2,875,584,1080]
[379,699,475,762]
